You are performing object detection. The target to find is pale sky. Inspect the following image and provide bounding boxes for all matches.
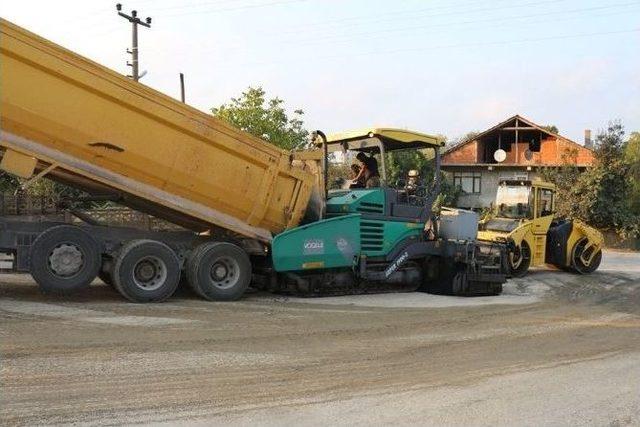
[2,0,639,142]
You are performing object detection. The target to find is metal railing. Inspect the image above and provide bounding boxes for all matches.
[0,193,181,231]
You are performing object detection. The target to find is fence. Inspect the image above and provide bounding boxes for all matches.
[602,230,640,251]
[0,193,182,231]
[0,193,59,216]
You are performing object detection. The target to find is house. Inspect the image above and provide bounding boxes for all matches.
[441,115,595,210]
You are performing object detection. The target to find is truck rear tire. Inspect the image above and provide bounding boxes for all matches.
[30,225,101,294]
[186,242,251,301]
[113,240,181,303]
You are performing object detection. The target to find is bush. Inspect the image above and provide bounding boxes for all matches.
[543,121,639,238]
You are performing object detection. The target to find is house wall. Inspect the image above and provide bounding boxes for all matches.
[503,141,530,163]
[510,136,594,165]
[445,168,543,210]
[442,141,478,164]
[451,169,498,209]
[544,137,594,165]
[443,135,594,166]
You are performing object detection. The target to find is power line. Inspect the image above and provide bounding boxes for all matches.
[276,0,568,38]
[141,0,568,53]
[174,1,640,58]
[214,27,640,69]
[275,1,640,52]
[153,0,259,12]
[179,0,573,55]
[157,0,308,17]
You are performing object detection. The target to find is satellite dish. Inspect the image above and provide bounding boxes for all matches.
[524,149,533,161]
[494,149,507,163]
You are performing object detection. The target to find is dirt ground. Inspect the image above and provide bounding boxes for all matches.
[1,251,639,426]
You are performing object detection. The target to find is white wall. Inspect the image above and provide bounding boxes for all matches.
[445,168,541,210]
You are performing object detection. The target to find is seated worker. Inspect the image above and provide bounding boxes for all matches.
[354,152,380,188]
[406,169,420,194]
[349,163,365,188]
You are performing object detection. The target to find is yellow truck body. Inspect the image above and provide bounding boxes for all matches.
[0,18,315,242]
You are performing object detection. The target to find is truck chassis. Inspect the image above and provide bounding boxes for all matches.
[0,217,266,302]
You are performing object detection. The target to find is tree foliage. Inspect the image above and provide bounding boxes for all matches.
[0,172,20,193]
[540,147,581,219]
[625,131,640,214]
[385,149,431,185]
[460,130,480,142]
[433,171,461,211]
[575,122,634,232]
[541,124,559,134]
[212,86,309,150]
[385,149,459,209]
[543,122,639,237]
[450,131,479,147]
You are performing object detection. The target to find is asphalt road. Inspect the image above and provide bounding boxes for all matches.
[1,250,639,426]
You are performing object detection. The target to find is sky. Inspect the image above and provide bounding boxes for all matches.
[2,0,639,143]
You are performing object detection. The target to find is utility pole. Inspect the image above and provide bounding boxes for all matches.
[116,3,151,81]
[179,73,186,103]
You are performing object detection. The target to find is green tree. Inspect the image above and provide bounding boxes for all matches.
[212,86,308,150]
[433,172,461,211]
[0,172,20,193]
[22,179,91,206]
[542,124,559,134]
[625,131,640,214]
[542,122,638,237]
[327,162,352,190]
[572,122,637,235]
[459,131,480,143]
[384,150,459,209]
[385,134,446,185]
[385,149,430,185]
[541,146,581,219]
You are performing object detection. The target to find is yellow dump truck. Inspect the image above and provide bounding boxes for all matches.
[0,19,509,302]
[0,18,317,301]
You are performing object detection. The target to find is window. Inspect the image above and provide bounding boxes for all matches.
[453,171,481,194]
[537,188,554,217]
[496,184,533,219]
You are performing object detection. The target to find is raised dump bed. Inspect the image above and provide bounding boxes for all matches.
[0,18,315,242]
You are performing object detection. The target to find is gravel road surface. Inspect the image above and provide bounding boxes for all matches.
[1,250,639,426]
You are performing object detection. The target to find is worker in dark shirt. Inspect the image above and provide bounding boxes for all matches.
[354,152,380,188]
[349,163,365,188]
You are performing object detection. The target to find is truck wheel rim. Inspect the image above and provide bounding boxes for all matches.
[48,243,84,278]
[132,256,167,291]
[573,238,597,271]
[509,250,523,269]
[509,245,529,270]
[576,239,593,266]
[209,257,239,290]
